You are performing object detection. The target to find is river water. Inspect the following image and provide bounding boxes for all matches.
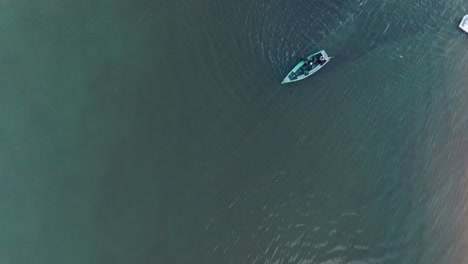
[0,0,467,263]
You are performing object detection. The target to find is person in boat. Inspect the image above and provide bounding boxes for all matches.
[311,57,317,65]
[319,56,326,64]
[300,58,310,71]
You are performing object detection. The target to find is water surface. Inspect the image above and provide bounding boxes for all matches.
[0,0,468,263]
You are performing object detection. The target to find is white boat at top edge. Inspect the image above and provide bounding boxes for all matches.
[459,15,468,33]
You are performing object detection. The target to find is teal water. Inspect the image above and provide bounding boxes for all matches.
[1,0,468,263]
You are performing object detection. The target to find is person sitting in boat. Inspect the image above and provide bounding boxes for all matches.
[311,57,317,65]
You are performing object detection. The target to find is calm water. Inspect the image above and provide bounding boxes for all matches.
[1,0,468,263]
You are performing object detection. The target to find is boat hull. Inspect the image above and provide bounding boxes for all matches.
[460,15,468,33]
[281,50,330,84]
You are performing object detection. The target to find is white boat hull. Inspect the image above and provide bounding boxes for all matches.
[460,15,468,33]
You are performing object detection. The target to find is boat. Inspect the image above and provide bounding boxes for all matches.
[460,15,468,33]
[281,50,331,84]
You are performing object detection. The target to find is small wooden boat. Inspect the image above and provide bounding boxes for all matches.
[281,50,331,84]
[460,15,468,33]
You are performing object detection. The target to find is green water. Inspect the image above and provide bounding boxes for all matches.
[1,0,468,263]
